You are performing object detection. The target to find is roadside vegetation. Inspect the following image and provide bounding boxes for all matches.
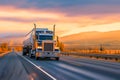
[0,42,22,57]
[61,45,120,62]
[64,44,120,55]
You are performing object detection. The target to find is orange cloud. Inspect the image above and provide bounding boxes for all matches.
[0,5,120,37]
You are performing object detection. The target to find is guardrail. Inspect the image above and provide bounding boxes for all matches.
[61,52,120,61]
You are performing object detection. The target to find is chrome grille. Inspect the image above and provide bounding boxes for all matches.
[44,43,53,51]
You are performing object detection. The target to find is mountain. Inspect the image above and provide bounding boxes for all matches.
[60,30,120,49]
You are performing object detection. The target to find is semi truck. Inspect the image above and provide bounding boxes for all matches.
[23,24,60,60]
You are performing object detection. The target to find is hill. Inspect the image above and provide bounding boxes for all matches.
[60,30,120,49]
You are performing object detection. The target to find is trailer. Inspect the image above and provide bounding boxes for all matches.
[23,24,60,60]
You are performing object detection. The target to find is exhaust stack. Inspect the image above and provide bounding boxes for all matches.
[34,23,37,49]
[53,24,56,40]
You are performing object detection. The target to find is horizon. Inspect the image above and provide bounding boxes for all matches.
[1,29,120,46]
[0,29,120,39]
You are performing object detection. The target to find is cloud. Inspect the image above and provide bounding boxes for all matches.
[0,0,120,38]
[0,17,60,23]
[0,0,120,7]
[0,0,120,16]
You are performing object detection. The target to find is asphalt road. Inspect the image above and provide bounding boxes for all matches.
[0,52,53,80]
[0,52,120,80]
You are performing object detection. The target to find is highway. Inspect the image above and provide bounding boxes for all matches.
[0,52,120,80]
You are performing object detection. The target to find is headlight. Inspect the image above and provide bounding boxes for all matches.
[38,46,42,48]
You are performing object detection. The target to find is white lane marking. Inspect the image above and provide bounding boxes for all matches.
[18,54,57,80]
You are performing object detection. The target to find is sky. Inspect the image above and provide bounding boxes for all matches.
[0,0,120,38]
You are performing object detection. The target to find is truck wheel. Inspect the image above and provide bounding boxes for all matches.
[22,52,26,56]
[29,54,33,58]
[35,57,39,60]
[56,57,59,61]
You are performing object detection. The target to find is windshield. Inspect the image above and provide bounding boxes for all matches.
[39,35,53,40]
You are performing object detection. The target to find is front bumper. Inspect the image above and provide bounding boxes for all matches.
[36,52,60,58]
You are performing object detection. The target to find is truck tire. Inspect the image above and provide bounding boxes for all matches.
[56,57,59,61]
[22,52,26,56]
[35,57,39,60]
[28,53,34,58]
[29,54,32,58]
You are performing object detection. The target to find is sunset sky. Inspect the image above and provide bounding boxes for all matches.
[0,0,120,38]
